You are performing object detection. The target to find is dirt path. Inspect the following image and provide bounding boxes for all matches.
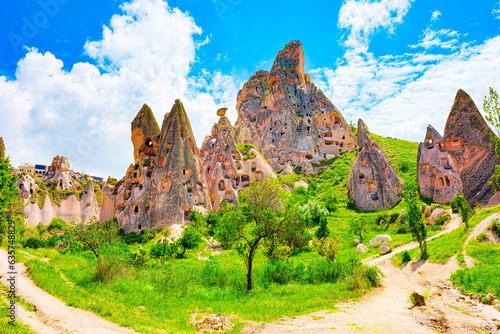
[0,249,137,334]
[248,212,500,333]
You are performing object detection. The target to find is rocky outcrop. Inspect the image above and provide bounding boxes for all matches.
[442,90,500,206]
[47,155,81,191]
[369,234,392,247]
[131,104,161,164]
[417,125,462,203]
[233,41,358,173]
[112,100,212,233]
[348,119,404,210]
[430,207,447,225]
[100,184,117,223]
[15,175,37,203]
[21,180,99,226]
[200,108,275,211]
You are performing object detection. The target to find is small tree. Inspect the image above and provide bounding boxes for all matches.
[300,199,329,228]
[65,218,121,259]
[349,218,367,243]
[315,235,342,262]
[483,87,500,193]
[215,177,305,292]
[453,192,474,228]
[315,216,330,240]
[177,225,202,257]
[150,239,178,265]
[402,182,427,259]
[0,148,24,241]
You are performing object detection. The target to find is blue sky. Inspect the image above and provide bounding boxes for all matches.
[0,0,499,178]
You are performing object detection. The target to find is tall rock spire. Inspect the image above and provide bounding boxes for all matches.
[234,40,358,174]
[131,104,161,164]
[442,89,499,205]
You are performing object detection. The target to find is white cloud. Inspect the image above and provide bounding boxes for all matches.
[311,37,500,143]
[338,0,414,54]
[493,2,500,20]
[430,10,441,22]
[0,0,239,178]
[410,28,460,50]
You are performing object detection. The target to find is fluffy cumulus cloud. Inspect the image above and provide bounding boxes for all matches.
[0,0,239,178]
[338,0,414,54]
[311,4,500,142]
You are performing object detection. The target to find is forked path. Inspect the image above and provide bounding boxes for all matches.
[249,211,500,334]
[0,248,136,334]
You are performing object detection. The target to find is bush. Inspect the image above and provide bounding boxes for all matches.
[402,250,411,263]
[476,233,489,242]
[489,218,500,238]
[24,237,42,249]
[48,218,68,231]
[399,161,410,173]
[94,255,125,284]
[436,213,451,225]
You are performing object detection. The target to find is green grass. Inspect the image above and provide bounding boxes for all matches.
[23,248,379,333]
[393,206,500,266]
[450,227,500,297]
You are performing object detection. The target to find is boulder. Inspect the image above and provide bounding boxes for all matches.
[281,162,295,176]
[369,234,392,247]
[380,242,391,255]
[487,293,495,303]
[411,292,426,307]
[353,239,360,245]
[424,205,432,218]
[442,90,500,206]
[430,207,447,225]
[233,41,358,174]
[417,124,462,203]
[356,244,368,254]
[347,119,404,211]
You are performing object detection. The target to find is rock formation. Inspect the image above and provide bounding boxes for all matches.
[200,108,276,210]
[0,137,5,159]
[15,175,38,203]
[21,180,99,226]
[233,41,358,173]
[441,90,499,206]
[47,155,81,190]
[109,100,212,233]
[417,125,462,203]
[347,119,403,210]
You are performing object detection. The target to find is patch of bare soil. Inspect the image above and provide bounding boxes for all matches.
[190,312,234,333]
[0,249,137,334]
[247,212,500,334]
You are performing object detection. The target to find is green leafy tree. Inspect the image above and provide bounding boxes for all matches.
[64,218,121,259]
[150,239,178,265]
[453,192,474,228]
[0,149,23,242]
[300,199,329,228]
[215,177,305,292]
[402,182,428,259]
[483,87,500,193]
[349,218,367,243]
[178,225,202,257]
[315,235,342,262]
[315,216,330,240]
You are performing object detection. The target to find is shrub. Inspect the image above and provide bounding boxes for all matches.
[402,250,411,263]
[476,233,489,242]
[315,235,342,262]
[399,161,410,173]
[24,237,42,249]
[489,218,500,238]
[48,218,68,231]
[436,213,451,225]
[94,255,125,284]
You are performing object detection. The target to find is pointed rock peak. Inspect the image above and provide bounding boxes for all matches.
[132,104,160,139]
[281,162,294,176]
[270,40,305,81]
[425,124,443,142]
[83,180,94,194]
[217,108,228,117]
[357,119,372,149]
[217,116,232,128]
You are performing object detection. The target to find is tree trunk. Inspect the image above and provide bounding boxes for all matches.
[246,248,255,292]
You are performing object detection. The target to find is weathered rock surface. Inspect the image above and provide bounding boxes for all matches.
[348,119,404,210]
[21,180,99,226]
[281,162,295,176]
[424,205,432,218]
[430,207,447,225]
[15,175,38,203]
[417,125,462,203]
[442,90,500,206]
[356,243,368,254]
[47,155,81,191]
[233,41,357,174]
[487,193,500,206]
[369,234,392,247]
[113,100,212,233]
[200,111,275,210]
[380,242,392,255]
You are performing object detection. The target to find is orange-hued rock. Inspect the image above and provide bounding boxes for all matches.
[347,119,403,211]
[111,100,211,233]
[442,90,499,206]
[200,112,275,210]
[417,125,462,203]
[47,155,81,190]
[131,104,161,164]
[234,41,358,174]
